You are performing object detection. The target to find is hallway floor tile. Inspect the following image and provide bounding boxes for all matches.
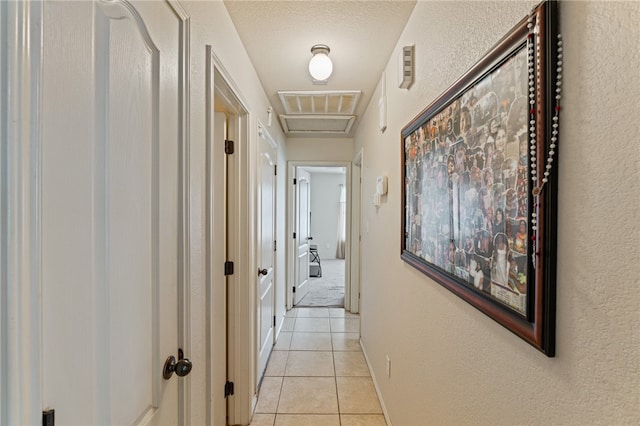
[249,308,387,426]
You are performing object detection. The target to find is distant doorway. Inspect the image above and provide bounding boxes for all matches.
[288,164,351,309]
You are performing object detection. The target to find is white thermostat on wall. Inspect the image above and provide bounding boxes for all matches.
[376,176,388,195]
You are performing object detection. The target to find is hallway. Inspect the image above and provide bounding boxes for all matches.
[249,308,386,426]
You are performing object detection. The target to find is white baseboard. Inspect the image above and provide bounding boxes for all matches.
[275,314,285,340]
[360,338,392,426]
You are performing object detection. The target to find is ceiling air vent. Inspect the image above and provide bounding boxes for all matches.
[277,90,361,135]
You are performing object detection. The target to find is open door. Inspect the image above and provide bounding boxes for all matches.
[210,111,229,426]
[39,1,189,423]
[294,168,312,305]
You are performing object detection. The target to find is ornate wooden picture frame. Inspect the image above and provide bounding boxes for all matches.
[401,1,559,355]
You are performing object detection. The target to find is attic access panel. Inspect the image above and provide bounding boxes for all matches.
[279,114,356,134]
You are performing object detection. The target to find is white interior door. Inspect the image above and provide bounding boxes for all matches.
[40,1,186,424]
[294,169,312,305]
[257,125,276,382]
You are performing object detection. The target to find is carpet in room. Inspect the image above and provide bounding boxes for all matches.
[296,259,345,307]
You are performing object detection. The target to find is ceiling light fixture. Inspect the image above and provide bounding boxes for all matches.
[308,44,333,82]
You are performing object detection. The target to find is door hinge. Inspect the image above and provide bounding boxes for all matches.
[293,232,296,239]
[224,261,234,276]
[224,381,234,398]
[293,178,297,185]
[43,409,55,426]
[293,286,296,293]
[274,165,277,175]
[273,315,276,327]
[274,240,277,251]
[224,139,234,155]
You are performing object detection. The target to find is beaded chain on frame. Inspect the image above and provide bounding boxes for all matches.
[527,10,563,269]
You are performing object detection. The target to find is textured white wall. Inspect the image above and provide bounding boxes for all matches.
[309,172,346,259]
[287,137,354,162]
[354,1,640,425]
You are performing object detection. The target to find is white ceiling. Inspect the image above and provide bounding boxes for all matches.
[223,0,417,137]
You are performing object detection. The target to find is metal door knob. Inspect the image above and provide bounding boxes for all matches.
[163,353,193,379]
[175,358,192,377]
[258,268,268,276]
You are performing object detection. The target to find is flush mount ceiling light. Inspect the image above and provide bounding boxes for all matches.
[308,44,333,82]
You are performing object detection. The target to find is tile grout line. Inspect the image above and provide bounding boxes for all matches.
[333,336,343,426]
[272,338,290,419]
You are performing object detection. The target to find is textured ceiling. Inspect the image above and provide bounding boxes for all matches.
[223,0,417,137]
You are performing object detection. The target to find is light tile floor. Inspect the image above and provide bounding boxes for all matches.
[249,307,386,426]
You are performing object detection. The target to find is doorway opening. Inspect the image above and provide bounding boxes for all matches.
[288,163,353,310]
[206,46,252,426]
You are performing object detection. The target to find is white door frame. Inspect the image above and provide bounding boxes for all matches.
[169,2,192,422]
[351,149,364,313]
[286,161,354,311]
[206,46,255,426]
[0,1,43,423]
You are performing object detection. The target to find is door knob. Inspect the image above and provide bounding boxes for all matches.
[258,268,268,276]
[174,358,192,377]
[163,349,193,380]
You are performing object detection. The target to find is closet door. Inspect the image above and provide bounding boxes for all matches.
[40,1,187,423]
[257,125,277,382]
